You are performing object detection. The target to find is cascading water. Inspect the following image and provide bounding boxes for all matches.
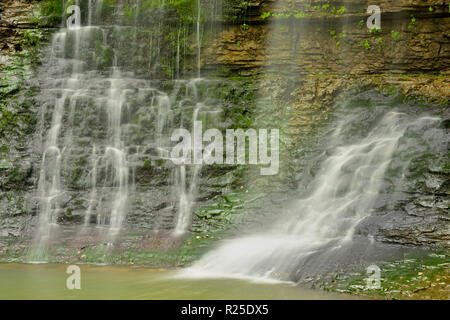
[184,103,442,281]
[30,0,222,258]
[173,102,205,235]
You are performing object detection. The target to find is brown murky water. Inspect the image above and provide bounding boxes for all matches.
[0,263,353,299]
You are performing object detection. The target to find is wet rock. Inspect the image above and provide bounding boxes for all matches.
[203,1,450,76]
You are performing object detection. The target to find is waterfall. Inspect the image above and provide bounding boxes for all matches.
[173,103,203,235]
[29,1,222,259]
[84,145,97,227]
[183,106,441,280]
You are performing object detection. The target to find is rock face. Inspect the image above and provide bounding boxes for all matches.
[203,0,450,76]
[0,1,41,246]
[0,0,39,62]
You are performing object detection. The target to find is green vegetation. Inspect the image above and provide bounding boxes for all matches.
[257,3,347,21]
[0,28,42,141]
[376,37,383,47]
[323,252,449,300]
[223,0,249,22]
[329,30,336,40]
[361,39,371,50]
[294,11,306,19]
[35,0,64,26]
[370,27,381,34]
[260,11,271,19]
[408,14,417,30]
[391,30,400,41]
[336,6,346,15]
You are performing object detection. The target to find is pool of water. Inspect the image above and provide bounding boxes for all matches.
[0,263,352,299]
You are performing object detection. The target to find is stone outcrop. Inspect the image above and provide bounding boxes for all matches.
[0,0,39,65]
[203,0,450,76]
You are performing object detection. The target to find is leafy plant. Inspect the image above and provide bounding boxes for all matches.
[294,11,305,19]
[408,14,416,30]
[241,23,249,31]
[328,30,337,41]
[428,6,434,12]
[23,29,43,47]
[38,0,64,26]
[336,6,346,15]
[376,37,383,46]
[370,27,381,34]
[391,30,400,41]
[361,40,371,50]
[260,11,271,19]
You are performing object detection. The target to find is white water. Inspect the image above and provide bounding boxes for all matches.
[31,0,223,253]
[184,111,441,280]
[173,103,204,235]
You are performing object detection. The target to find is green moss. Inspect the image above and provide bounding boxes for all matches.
[261,12,271,19]
[361,39,371,50]
[391,30,400,41]
[192,190,248,232]
[143,159,152,171]
[376,37,383,47]
[37,0,64,26]
[170,0,197,24]
[408,14,417,30]
[100,0,119,22]
[346,97,374,109]
[336,6,346,15]
[223,0,249,22]
[370,27,381,35]
[323,251,449,299]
